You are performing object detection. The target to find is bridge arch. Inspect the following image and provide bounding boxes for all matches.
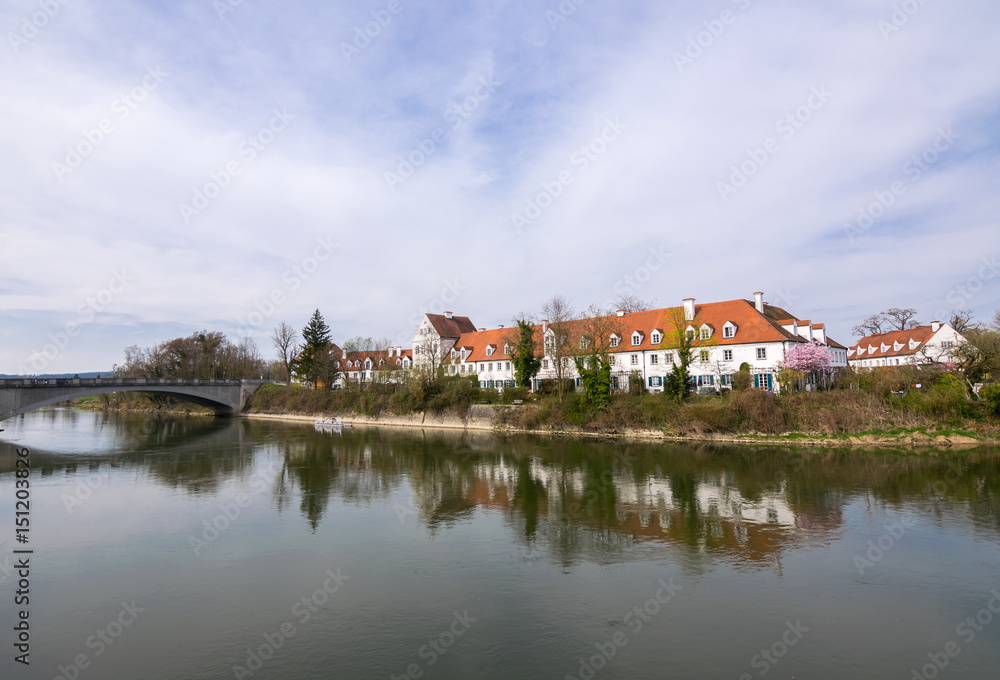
[0,378,267,422]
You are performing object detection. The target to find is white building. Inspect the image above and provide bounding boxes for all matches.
[416,291,849,393]
[847,322,964,368]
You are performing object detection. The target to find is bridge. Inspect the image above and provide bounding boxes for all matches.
[0,377,268,422]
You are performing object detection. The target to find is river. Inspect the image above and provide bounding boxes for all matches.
[1,409,999,679]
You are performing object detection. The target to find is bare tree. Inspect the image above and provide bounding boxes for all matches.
[948,310,978,334]
[540,295,576,401]
[852,314,885,337]
[852,308,919,337]
[883,307,919,331]
[613,293,656,313]
[992,309,1000,333]
[271,322,298,383]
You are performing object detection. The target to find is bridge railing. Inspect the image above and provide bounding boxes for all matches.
[0,378,268,388]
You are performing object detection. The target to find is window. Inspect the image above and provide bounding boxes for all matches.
[686,330,695,341]
[505,362,510,370]
[941,341,954,349]
[488,363,493,372]
[579,336,588,350]
[723,349,733,362]
[486,346,494,357]
[460,365,465,374]
[700,350,709,363]
[700,327,711,340]
[504,343,511,355]
[723,325,735,339]
[665,352,674,364]
[631,354,639,365]
[650,354,659,365]
[542,359,549,369]
[632,332,642,346]
[651,332,662,345]
[480,363,485,371]
[756,347,767,360]
[608,355,615,365]
[610,335,620,348]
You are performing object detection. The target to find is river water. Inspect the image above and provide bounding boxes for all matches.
[1,409,999,680]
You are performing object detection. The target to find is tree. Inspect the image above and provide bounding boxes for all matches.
[783,342,833,373]
[991,309,1000,333]
[613,293,656,313]
[573,305,625,407]
[294,309,333,389]
[271,322,298,383]
[662,308,699,401]
[949,310,977,334]
[853,308,919,337]
[541,295,576,402]
[951,327,1000,392]
[510,319,541,389]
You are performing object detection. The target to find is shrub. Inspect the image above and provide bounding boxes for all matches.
[732,370,753,392]
[982,383,1000,417]
[732,389,785,433]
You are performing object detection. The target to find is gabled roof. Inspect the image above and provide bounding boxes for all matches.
[849,326,935,359]
[425,313,477,339]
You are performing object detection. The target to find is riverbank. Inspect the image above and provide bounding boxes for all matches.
[242,408,995,449]
[241,382,999,448]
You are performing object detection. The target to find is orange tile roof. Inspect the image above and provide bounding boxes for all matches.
[441,298,843,362]
[849,326,935,359]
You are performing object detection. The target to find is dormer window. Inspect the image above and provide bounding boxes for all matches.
[700,324,713,340]
[686,325,696,341]
[631,332,644,346]
[335,361,341,368]
[461,349,467,361]
[503,343,511,355]
[486,345,495,357]
[651,330,662,345]
[723,322,737,339]
[364,358,373,370]
[579,336,590,350]
[379,359,385,367]
[609,334,620,348]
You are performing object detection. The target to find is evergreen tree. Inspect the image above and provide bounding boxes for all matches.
[511,319,541,389]
[294,309,333,388]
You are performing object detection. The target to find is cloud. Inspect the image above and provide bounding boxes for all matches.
[1,0,998,371]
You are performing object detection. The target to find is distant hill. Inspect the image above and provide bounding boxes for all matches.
[0,371,113,379]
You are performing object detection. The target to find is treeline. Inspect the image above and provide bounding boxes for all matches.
[116,331,267,380]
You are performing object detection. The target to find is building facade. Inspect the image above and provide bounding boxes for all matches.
[847,322,964,368]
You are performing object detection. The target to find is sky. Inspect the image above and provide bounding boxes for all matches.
[1,0,998,374]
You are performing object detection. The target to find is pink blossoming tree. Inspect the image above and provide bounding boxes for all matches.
[783,342,833,374]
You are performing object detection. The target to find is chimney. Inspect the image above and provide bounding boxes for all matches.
[753,291,764,313]
[478,328,485,332]
[616,309,625,317]
[444,311,453,319]
[498,324,504,329]
[931,320,941,332]
[683,298,695,321]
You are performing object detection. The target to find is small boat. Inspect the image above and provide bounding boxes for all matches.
[314,417,351,428]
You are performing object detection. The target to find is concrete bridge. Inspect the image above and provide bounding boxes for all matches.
[0,377,268,422]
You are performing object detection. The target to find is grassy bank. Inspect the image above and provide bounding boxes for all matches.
[243,373,1000,443]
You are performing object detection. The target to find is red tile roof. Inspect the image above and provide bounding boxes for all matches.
[441,298,844,361]
[849,326,935,359]
[426,313,477,338]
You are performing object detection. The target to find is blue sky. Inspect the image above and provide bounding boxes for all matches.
[1,0,998,373]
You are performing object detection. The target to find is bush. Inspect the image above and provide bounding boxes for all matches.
[982,383,1000,417]
[732,389,785,433]
[732,370,753,391]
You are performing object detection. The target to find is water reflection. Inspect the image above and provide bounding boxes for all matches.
[4,412,997,572]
